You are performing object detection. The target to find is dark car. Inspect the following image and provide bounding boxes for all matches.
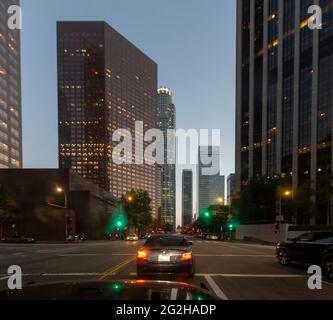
[3,235,36,244]
[276,231,333,279]
[0,280,219,300]
[137,235,195,278]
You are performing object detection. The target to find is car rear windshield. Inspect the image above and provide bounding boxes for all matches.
[144,236,188,247]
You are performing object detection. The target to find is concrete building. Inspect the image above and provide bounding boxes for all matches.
[0,0,22,168]
[157,87,176,227]
[198,146,225,214]
[0,169,119,240]
[236,0,333,224]
[182,170,193,227]
[57,21,158,218]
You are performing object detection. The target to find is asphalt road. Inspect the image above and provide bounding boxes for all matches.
[1,239,333,300]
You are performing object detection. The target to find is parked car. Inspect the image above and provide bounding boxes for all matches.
[276,231,333,279]
[205,234,219,241]
[3,235,36,244]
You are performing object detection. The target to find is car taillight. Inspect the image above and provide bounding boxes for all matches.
[137,250,147,260]
[181,252,192,261]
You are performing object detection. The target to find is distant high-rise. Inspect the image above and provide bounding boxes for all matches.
[157,87,176,227]
[0,0,22,168]
[57,21,158,217]
[235,1,333,224]
[198,146,225,214]
[182,170,193,227]
[227,174,236,206]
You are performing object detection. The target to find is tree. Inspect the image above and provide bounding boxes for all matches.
[121,189,152,231]
[0,185,19,239]
[292,181,315,225]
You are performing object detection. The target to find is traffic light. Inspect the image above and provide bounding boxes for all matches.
[228,223,234,231]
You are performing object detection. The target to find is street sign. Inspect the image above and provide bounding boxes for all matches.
[276,215,284,222]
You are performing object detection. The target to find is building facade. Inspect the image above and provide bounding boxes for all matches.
[236,0,333,224]
[227,173,236,206]
[0,0,22,168]
[182,169,193,227]
[57,21,158,218]
[157,87,176,227]
[198,146,225,214]
[0,169,119,240]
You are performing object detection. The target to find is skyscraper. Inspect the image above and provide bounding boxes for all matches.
[0,0,22,168]
[157,87,176,227]
[227,174,236,206]
[236,1,333,224]
[57,21,158,217]
[182,170,193,227]
[198,146,225,214]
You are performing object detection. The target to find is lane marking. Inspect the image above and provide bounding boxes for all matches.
[58,254,136,257]
[197,273,307,278]
[194,254,274,257]
[204,275,229,300]
[0,276,10,281]
[98,257,136,281]
[1,273,116,278]
[212,242,265,255]
[323,281,333,287]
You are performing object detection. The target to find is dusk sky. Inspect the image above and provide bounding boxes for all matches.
[20,0,236,223]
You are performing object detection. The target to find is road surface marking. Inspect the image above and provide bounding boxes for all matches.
[194,254,274,257]
[197,273,307,278]
[41,273,109,277]
[214,242,265,254]
[58,253,137,257]
[98,257,136,280]
[323,281,333,287]
[204,275,229,300]
[1,273,117,278]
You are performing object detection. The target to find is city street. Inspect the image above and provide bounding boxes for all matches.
[1,239,333,300]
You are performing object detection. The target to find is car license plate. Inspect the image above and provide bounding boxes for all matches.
[158,255,170,262]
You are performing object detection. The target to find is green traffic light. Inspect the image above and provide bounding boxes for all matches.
[229,224,234,230]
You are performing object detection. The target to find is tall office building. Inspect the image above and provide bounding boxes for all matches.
[198,146,225,214]
[57,22,158,217]
[227,174,236,206]
[236,0,333,224]
[0,0,22,168]
[182,170,193,227]
[157,87,176,227]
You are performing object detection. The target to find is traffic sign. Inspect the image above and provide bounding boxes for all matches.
[227,214,233,221]
[276,215,284,222]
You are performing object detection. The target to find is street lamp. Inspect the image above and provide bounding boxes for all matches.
[127,195,133,202]
[56,187,68,209]
[277,189,292,219]
[216,197,224,205]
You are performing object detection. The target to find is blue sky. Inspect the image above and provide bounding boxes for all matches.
[20,0,236,223]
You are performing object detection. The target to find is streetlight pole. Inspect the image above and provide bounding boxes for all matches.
[56,187,68,241]
[57,187,67,209]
